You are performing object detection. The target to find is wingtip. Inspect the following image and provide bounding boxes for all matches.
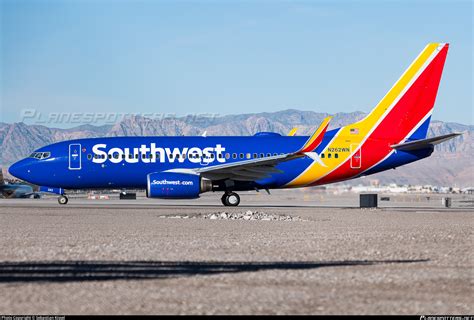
[288,127,298,136]
[321,116,332,127]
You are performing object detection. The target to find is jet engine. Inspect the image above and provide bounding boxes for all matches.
[146,172,212,199]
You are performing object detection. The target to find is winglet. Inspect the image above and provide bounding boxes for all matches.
[288,127,298,136]
[299,116,332,153]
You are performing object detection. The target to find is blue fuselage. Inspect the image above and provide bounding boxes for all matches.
[8,131,432,192]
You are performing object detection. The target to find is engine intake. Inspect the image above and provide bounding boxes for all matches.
[146,172,212,199]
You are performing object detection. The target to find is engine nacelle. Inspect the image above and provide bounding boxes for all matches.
[146,172,212,199]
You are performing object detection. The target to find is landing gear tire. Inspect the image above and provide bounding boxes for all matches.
[58,195,68,205]
[221,192,240,207]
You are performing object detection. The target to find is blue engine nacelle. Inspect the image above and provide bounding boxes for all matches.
[146,172,213,199]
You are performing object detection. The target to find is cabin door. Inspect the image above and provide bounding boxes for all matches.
[350,144,362,169]
[69,143,82,170]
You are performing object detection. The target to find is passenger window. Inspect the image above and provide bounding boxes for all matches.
[87,154,92,160]
[253,153,257,158]
[246,153,251,159]
[267,153,271,157]
[335,153,338,159]
[328,153,332,159]
[260,153,264,158]
[225,153,230,159]
[321,153,325,158]
[239,153,244,159]
[232,153,237,159]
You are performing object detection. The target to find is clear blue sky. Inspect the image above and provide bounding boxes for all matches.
[1,0,472,127]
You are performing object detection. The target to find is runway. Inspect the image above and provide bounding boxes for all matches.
[0,195,472,314]
[1,189,473,209]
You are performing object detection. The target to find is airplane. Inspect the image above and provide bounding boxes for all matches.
[8,43,461,206]
[0,169,40,199]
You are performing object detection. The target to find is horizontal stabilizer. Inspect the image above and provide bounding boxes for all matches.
[391,133,462,151]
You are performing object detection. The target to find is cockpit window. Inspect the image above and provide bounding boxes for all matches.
[29,152,51,160]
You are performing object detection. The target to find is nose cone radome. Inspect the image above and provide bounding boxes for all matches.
[8,158,33,182]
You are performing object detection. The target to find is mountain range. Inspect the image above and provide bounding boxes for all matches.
[1,109,472,187]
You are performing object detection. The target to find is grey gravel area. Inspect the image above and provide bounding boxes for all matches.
[0,202,472,315]
[160,210,305,221]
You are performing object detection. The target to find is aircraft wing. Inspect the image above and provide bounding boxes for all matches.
[391,133,462,151]
[193,117,332,181]
[195,153,302,181]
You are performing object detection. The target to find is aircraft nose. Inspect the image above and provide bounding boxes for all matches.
[8,158,33,181]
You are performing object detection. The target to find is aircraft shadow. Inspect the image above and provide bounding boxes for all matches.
[0,259,428,283]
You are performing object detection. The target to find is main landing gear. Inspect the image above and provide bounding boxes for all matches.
[221,192,240,207]
[58,195,68,205]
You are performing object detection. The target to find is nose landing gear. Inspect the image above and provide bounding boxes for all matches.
[221,192,240,206]
[58,195,68,205]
